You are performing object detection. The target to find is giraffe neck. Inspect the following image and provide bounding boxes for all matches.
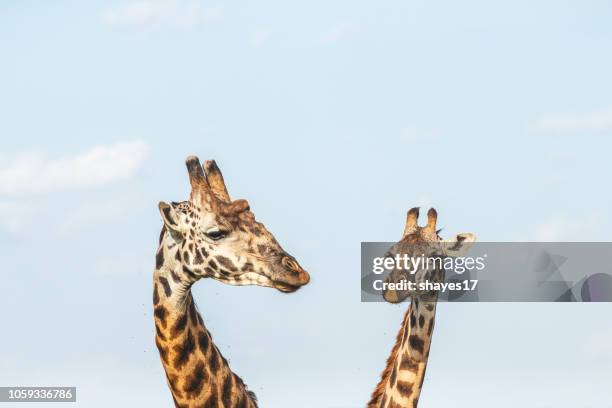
[368,296,438,408]
[153,234,258,408]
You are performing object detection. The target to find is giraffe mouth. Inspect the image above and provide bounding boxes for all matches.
[273,281,302,293]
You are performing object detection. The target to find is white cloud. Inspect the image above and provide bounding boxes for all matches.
[0,140,149,196]
[102,0,220,29]
[531,107,612,134]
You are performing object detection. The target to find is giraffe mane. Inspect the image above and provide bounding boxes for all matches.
[367,306,411,407]
[158,225,166,245]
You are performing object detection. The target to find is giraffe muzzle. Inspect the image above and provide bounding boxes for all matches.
[382,272,410,303]
[272,256,310,292]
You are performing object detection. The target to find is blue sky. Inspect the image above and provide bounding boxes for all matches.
[1,1,612,407]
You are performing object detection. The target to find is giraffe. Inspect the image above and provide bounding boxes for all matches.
[368,207,475,408]
[153,155,310,408]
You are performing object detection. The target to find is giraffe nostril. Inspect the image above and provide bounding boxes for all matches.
[281,256,302,273]
[279,256,309,287]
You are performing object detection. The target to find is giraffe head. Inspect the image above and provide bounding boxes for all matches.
[382,207,476,303]
[158,156,310,293]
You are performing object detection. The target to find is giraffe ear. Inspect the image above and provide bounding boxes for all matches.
[158,202,183,238]
[442,233,476,257]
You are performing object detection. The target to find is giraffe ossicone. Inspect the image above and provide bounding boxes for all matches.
[154,155,310,407]
[368,207,475,408]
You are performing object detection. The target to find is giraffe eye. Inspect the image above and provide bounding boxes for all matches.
[205,228,227,241]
